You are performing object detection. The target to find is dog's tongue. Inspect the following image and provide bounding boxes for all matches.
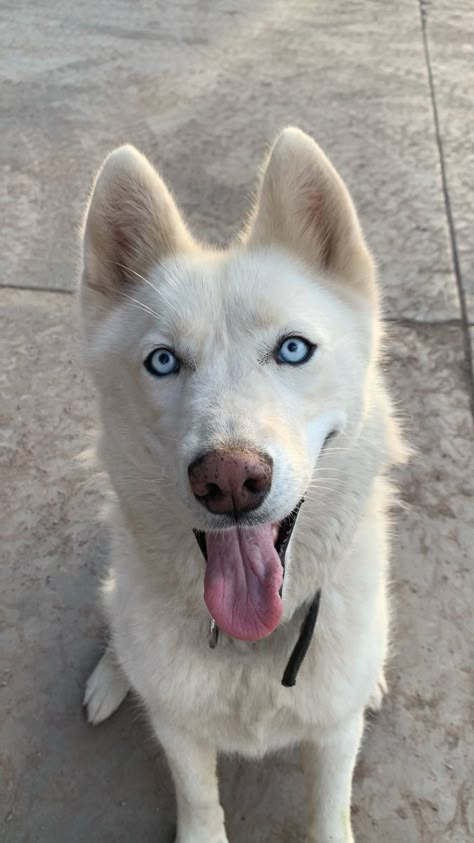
[204,525,283,641]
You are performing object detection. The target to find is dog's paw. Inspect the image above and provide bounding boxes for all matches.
[367,673,388,712]
[83,647,130,725]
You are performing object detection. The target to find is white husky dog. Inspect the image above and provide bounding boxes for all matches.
[81,127,406,842]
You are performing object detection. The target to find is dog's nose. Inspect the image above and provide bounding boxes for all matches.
[188,448,273,515]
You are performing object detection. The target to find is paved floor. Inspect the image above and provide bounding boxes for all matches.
[1,2,473,841]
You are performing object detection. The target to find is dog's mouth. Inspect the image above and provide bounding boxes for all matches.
[193,499,303,642]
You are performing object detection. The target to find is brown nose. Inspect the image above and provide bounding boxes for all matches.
[188,448,273,515]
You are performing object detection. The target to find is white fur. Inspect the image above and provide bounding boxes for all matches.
[80,128,407,842]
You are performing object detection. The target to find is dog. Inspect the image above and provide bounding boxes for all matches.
[80,127,407,842]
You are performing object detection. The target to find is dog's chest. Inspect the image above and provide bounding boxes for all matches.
[181,655,311,755]
[110,555,383,753]
[115,602,311,750]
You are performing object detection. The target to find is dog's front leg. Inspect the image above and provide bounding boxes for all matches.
[150,713,229,843]
[302,714,363,843]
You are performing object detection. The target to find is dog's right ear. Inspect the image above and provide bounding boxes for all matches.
[81,145,195,297]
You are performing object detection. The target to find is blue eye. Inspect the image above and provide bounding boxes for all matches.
[144,347,180,377]
[277,336,315,365]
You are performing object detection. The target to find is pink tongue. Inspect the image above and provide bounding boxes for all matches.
[204,524,283,641]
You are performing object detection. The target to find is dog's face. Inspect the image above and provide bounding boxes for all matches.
[81,128,378,641]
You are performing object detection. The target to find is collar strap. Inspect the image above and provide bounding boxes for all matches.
[281,589,321,687]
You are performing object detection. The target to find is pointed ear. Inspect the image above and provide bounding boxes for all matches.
[81,145,195,295]
[245,128,376,296]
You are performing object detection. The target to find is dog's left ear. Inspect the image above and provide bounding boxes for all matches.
[245,127,376,297]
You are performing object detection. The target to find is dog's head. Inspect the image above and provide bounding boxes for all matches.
[81,128,381,641]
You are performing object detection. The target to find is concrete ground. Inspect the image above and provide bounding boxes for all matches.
[1,1,473,841]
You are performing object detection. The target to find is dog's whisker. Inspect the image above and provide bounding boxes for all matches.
[307,474,347,485]
[86,281,163,322]
[112,261,158,290]
[304,486,344,497]
[113,261,177,311]
[312,467,347,474]
[307,485,346,492]
[118,291,162,321]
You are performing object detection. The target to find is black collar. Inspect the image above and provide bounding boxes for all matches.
[281,589,321,687]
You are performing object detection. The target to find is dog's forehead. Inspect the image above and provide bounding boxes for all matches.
[150,248,331,337]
